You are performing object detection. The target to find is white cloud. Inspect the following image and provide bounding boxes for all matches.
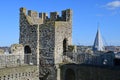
[105,0,120,9]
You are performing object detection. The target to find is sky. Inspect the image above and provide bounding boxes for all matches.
[0,0,120,46]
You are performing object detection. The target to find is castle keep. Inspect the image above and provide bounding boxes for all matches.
[19,7,73,80]
[19,7,72,66]
[19,7,115,80]
[0,7,117,80]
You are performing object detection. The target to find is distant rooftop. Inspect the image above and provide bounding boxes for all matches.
[93,28,105,52]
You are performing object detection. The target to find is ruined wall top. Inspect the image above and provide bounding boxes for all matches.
[20,7,72,23]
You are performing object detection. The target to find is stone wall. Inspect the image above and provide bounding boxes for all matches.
[19,7,73,80]
[39,22,55,66]
[55,21,72,64]
[0,54,26,68]
[19,8,40,65]
[10,44,24,61]
[76,46,93,53]
[60,64,120,80]
[0,49,4,54]
[19,7,72,65]
[64,52,115,66]
[10,44,24,55]
[38,9,72,80]
[39,22,56,80]
[0,65,38,80]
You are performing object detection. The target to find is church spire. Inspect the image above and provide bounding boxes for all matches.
[93,27,105,52]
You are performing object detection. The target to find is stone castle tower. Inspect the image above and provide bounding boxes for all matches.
[19,7,72,67]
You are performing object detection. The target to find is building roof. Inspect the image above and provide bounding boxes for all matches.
[93,28,105,51]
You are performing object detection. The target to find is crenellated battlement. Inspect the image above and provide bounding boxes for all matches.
[28,10,38,18]
[20,7,72,24]
[39,12,48,20]
[49,9,72,21]
[20,7,26,14]
[50,12,59,21]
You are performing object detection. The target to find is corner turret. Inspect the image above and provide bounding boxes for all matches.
[28,10,38,18]
[50,12,59,21]
[39,12,48,22]
[20,7,26,14]
[62,9,72,22]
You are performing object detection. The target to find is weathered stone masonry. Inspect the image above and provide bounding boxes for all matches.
[19,7,72,80]
[15,7,117,80]
[0,6,118,80]
[20,8,39,65]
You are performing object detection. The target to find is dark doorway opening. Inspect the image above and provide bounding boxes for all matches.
[65,69,75,80]
[114,58,120,66]
[24,46,31,64]
[63,38,68,54]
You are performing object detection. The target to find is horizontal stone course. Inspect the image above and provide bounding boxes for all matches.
[0,65,38,80]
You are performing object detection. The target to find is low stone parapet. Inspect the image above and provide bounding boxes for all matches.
[0,65,38,80]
